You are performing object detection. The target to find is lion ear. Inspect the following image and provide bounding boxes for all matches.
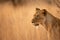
[42,9,47,16]
[36,8,40,11]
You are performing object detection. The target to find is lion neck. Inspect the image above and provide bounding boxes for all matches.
[44,13,53,30]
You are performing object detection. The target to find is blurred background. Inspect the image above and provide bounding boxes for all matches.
[0,0,60,40]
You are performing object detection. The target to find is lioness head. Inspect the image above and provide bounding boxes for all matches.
[32,8,47,26]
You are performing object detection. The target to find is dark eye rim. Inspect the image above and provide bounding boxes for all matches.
[35,15,40,19]
[37,15,39,17]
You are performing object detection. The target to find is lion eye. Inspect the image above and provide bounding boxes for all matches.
[35,15,40,19]
[36,15,39,17]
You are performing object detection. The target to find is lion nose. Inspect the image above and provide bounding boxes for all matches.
[32,19,35,23]
[32,21,34,23]
[32,20,35,23]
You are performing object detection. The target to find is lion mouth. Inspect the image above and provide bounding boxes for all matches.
[32,21,39,26]
[33,23,39,26]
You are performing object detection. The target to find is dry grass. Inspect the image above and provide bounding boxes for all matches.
[0,0,60,40]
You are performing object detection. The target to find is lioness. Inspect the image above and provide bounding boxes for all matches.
[32,8,60,40]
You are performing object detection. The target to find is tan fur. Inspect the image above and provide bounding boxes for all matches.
[32,8,60,40]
